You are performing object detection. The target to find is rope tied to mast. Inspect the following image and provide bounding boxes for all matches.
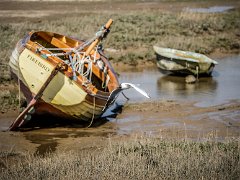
[35,19,113,87]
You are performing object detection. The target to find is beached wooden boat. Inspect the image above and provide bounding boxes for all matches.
[8,19,149,130]
[153,46,218,76]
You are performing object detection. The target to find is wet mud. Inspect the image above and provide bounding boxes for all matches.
[0,112,118,155]
[116,100,240,138]
[0,99,240,156]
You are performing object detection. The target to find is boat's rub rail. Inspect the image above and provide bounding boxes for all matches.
[153,46,218,65]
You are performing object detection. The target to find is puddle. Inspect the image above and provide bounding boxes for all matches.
[13,113,117,155]
[22,127,118,156]
[118,55,240,107]
[184,6,234,13]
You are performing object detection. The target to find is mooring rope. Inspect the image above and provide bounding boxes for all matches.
[196,66,199,81]
[17,66,21,113]
[122,92,130,101]
[87,95,95,128]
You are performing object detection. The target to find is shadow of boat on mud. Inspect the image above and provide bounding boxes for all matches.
[19,102,124,132]
[18,102,125,156]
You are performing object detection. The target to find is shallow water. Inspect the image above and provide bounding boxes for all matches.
[118,55,240,107]
[184,6,234,13]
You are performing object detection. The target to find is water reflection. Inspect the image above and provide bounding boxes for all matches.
[184,6,234,13]
[118,55,240,107]
[157,75,218,98]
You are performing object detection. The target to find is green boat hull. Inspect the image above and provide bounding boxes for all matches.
[153,46,218,76]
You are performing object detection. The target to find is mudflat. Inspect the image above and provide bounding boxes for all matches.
[0,99,239,155]
[0,0,240,155]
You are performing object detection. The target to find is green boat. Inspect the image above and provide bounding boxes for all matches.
[153,46,218,76]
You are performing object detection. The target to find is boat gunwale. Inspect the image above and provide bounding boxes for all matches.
[153,46,218,65]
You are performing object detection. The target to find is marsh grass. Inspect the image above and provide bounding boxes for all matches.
[0,83,20,113]
[0,9,239,67]
[0,135,239,179]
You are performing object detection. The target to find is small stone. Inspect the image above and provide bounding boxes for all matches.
[185,75,196,84]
